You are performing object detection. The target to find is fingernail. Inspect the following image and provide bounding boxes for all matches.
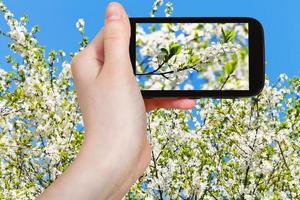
[106,2,122,21]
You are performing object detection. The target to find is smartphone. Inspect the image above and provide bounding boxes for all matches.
[129,17,265,98]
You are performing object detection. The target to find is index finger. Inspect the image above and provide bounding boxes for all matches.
[144,99,196,112]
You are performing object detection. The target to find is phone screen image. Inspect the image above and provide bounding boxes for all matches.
[135,22,249,91]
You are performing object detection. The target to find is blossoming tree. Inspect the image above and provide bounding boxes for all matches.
[0,0,299,199]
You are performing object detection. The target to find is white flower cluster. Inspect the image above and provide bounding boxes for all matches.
[0,5,27,44]
[150,0,173,17]
[0,67,8,92]
[196,42,241,64]
[165,1,173,17]
[76,18,85,33]
[130,79,300,198]
[150,0,164,17]
[279,73,288,81]
[9,26,26,43]
[0,2,82,198]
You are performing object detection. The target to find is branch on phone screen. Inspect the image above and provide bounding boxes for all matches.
[137,47,239,77]
[136,64,199,76]
[219,71,235,90]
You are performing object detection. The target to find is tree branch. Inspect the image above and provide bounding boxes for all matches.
[136,65,198,76]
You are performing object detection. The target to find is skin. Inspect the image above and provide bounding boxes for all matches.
[38,2,195,200]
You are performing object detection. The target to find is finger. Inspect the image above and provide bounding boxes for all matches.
[71,29,105,84]
[102,2,132,74]
[89,28,105,65]
[71,50,103,87]
[145,99,196,112]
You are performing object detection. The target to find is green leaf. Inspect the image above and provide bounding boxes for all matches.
[224,60,238,75]
[200,41,208,48]
[228,31,236,42]
[231,60,238,72]
[160,48,170,62]
[166,23,173,31]
[189,55,200,65]
[221,28,226,41]
[195,24,204,30]
[15,87,24,98]
[136,38,143,46]
[169,42,182,56]
[221,28,236,43]
[160,48,169,55]
[218,74,225,82]
[224,62,233,75]
[150,24,156,32]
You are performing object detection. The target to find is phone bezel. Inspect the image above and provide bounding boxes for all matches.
[129,17,265,98]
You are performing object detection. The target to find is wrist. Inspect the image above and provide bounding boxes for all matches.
[72,152,115,199]
[75,134,134,198]
[38,149,115,200]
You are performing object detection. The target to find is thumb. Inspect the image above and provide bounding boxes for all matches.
[102,2,132,74]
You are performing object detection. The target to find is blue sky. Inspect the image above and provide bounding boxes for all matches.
[0,0,299,83]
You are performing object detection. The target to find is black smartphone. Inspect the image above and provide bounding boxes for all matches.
[129,17,265,98]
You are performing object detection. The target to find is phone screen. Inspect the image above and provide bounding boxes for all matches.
[135,22,249,91]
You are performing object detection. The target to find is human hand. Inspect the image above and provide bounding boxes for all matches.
[38,2,195,200]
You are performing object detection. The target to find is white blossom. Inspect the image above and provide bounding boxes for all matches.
[76,18,85,33]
